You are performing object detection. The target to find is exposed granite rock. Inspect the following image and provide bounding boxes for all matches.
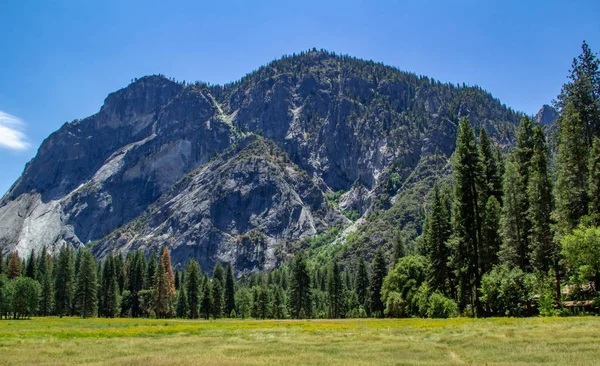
[535,104,558,126]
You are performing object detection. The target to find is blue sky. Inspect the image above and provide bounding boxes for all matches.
[1,0,599,196]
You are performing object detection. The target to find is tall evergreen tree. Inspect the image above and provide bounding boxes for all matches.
[479,128,502,202]
[553,101,589,236]
[201,276,213,320]
[7,252,21,279]
[175,287,188,318]
[369,248,387,317]
[224,263,236,317]
[528,126,555,273]
[75,250,98,318]
[128,250,145,317]
[427,182,453,297]
[38,248,54,316]
[289,251,312,318]
[588,136,600,219]
[25,249,36,280]
[481,196,502,275]
[355,258,370,310]
[185,259,202,319]
[499,156,528,269]
[555,41,600,148]
[451,117,483,315]
[328,260,344,318]
[54,245,75,317]
[392,232,405,267]
[145,251,157,290]
[515,116,535,271]
[154,247,176,318]
[100,253,120,318]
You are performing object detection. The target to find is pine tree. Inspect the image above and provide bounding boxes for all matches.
[481,196,502,274]
[479,128,502,202]
[145,251,157,290]
[101,253,120,318]
[427,182,453,297]
[355,258,370,311]
[369,248,387,317]
[128,250,145,317]
[175,287,188,318]
[553,101,589,236]
[588,136,600,219]
[154,247,176,318]
[114,253,125,294]
[289,251,312,318]
[392,232,405,267]
[55,245,75,317]
[224,263,236,317]
[38,248,54,316]
[25,249,36,280]
[211,277,224,319]
[556,41,600,148]
[328,260,344,318]
[451,117,483,315]
[500,156,528,269]
[201,276,213,320]
[528,126,555,273]
[7,252,21,279]
[75,250,98,318]
[185,259,202,319]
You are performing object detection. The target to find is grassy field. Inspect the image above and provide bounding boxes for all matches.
[0,317,599,365]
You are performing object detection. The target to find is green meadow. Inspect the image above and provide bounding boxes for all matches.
[1,317,599,365]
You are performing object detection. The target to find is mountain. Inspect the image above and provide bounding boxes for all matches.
[0,50,523,272]
[535,104,558,125]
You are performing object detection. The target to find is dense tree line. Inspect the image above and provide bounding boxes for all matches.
[1,42,599,320]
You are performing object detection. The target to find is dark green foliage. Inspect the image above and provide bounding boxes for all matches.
[175,287,188,318]
[54,245,74,317]
[328,261,344,318]
[211,279,224,319]
[145,252,157,290]
[7,252,20,279]
[553,101,589,236]
[289,252,312,318]
[128,250,146,317]
[201,276,212,320]
[381,255,429,317]
[481,196,502,275]
[480,265,535,317]
[499,156,528,269]
[392,232,405,267]
[185,259,202,319]
[354,258,370,311]
[37,248,53,316]
[588,137,600,218]
[25,249,36,280]
[528,127,556,273]
[100,253,120,318]
[225,263,236,317]
[369,248,388,317]
[75,250,98,318]
[478,128,502,202]
[426,182,452,297]
[451,118,483,314]
[4,276,41,319]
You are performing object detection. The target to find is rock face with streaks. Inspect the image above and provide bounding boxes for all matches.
[0,50,523,272]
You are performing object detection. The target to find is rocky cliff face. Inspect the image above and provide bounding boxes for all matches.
[0,50,523,272]
[535,104,558,126]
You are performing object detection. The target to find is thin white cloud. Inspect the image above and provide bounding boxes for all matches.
[0,111,31,151]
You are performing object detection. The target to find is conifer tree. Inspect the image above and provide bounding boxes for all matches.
[528,126,555,273]
[479,128,502,202]
[355,258,370,310]
[154,247,176,318]
[588,136,600,219]
[500,156,528,269]
[553,101,589,236]
[201,276,213,320]
[392,232,405,267]
[145,251,157,290]
[451,117,483,315]
[328,260,344,318]
[481,196,502,275]
[75,250,98,318]
[225,263,236,317]
[211,277,224,319]
[369,248,387,317]
[185,259,202,319]
[55,245,75,317]
[175,287,188,318]
[38,248,54,316]
[289,251,312,318]
[427,182,452,297]
[128,250,145,317]
[514,117,535,271]
[114,253,125,294]
[25,249,36,280]
[7,252,21,279]
[101,253,120,318]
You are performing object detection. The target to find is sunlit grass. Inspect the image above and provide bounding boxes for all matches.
[0,317,599,365]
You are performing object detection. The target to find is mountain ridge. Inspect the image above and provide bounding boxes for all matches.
[0,49,524,272]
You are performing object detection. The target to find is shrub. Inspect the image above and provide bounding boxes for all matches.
[480,265,535,317]
[427,292,458,318]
